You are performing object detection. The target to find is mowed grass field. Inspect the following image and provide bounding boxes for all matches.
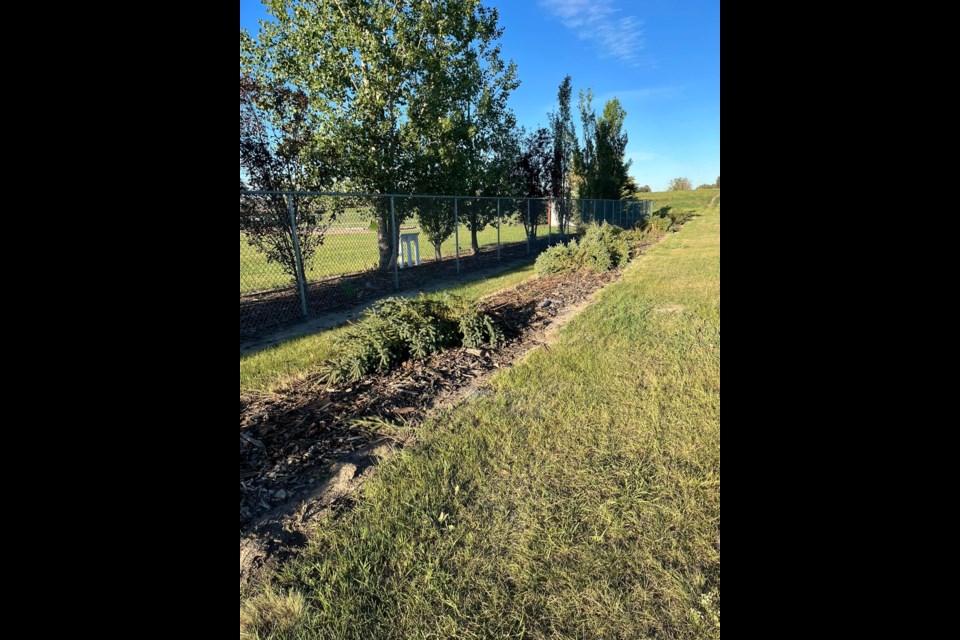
[241,224,531,295]
[238,190,719,294]
[240,202,721,639]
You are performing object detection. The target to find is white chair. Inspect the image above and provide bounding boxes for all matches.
[398,232,422,268]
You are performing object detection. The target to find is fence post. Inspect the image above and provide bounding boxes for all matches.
[527,199,532,255]
[497,199,501,261]
[287,193,309,318]
[560,199,566,243]
[391,196,399,291]
[455,198,461,274]
[549,200,553,245]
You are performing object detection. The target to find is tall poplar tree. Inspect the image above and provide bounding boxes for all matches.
[549,76,577,235]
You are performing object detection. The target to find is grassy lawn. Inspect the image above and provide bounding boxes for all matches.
[240,204,721,639]
[241,224,531,295]
[652,188,719,211]
[240,263,538,394]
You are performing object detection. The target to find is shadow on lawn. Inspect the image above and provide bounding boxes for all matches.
[240,237,556,341]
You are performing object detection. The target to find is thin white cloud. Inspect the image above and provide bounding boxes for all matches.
[538,0,646,66]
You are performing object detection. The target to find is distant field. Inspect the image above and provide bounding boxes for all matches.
[239,191,719,294]
[652,189,719,211]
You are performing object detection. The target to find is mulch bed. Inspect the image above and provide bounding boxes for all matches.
[239,266,631,532]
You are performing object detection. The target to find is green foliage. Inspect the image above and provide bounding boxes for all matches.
[515,127,553,198]
[667,210,696,229]
[668,177,693,191]
[634,207,696,239]
[241,0,519,271]
[534,242,580,275]
[409,199,456,261]
[240,264,537,394]
[697,183,715,190]
[620,176,649,200]
[578,236,613,272]
[577,91,632,200]
[583,223,630,267]
[644,215,672,236]
[323,295,503,384]
[534,223,629,275]
[550,76,578,234]
[239,78,338,281]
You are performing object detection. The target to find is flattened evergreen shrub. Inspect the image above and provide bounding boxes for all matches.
[534,241,581,275]
[534,223,629,275]
[323,294,503,383]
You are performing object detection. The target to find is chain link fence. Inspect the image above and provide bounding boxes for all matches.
[240,191,654,339]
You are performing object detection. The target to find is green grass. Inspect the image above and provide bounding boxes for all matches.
[240,203,721,639]
[651,188,720,212]
[241,225,531,295]
[240,263,538,394]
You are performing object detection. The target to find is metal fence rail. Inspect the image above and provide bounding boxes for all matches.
[240,192,654,338]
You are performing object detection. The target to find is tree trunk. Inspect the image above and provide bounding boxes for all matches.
[471,227,480,255]
[434,243,443,262]
[377,208,397,272]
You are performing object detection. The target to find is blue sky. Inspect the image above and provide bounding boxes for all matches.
[240,0,720,191]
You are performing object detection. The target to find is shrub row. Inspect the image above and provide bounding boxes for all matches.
[323,294,503,383]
